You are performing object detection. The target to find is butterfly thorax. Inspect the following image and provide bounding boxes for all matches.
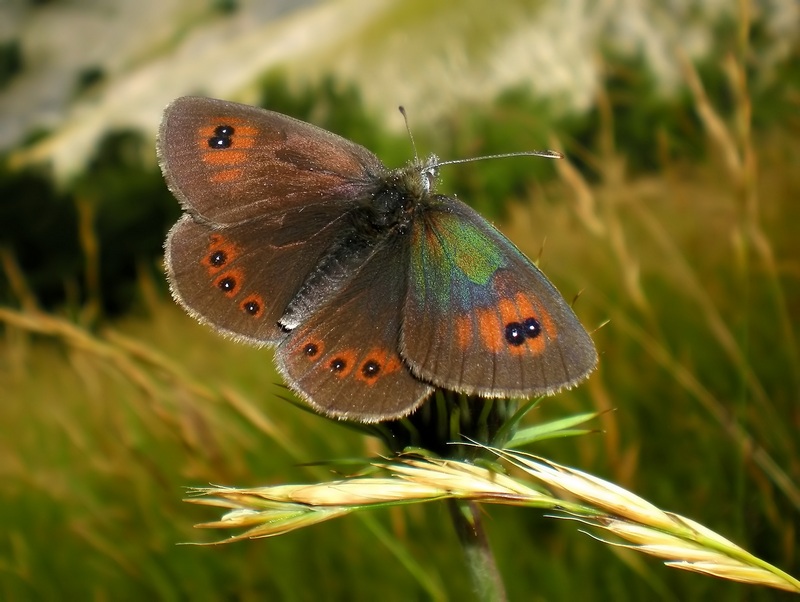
[278,158,437,332]
[357,155,438,232]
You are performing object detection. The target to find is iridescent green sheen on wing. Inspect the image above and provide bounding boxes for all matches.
[441,212,505,284]
[411,210,506,310]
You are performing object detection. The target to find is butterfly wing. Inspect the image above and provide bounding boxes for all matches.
[401,196,597,397]
[160,96,390,346]
[276,236,432,421]
[157,96,387,224]
[165,203,350,345]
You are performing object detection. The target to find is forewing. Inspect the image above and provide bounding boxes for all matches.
[402,197,597,397]
[157,96,387,223]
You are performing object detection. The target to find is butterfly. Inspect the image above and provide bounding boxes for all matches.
[158,96,597,422]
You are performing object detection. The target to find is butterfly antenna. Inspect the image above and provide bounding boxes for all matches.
[432,149,563,169]
[398,106,420,164]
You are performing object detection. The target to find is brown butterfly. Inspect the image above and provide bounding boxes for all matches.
[158,96,596,422]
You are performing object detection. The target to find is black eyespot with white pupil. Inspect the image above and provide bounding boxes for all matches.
[304,343,319,357]
[362,360,380,379]
[504,317,542,346]
[208,124,235,149]
[243,300,260,315]
[330,358,347,372]
[209,250,226,267]
[505,323,525,346]
[218,276,236,292]
[523,317,542,338]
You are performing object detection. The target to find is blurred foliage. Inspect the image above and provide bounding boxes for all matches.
[0,131,179,315]
[0,40,23,90]
[0,162,79,307]
[70,130,180,313]
[73,66,106,98]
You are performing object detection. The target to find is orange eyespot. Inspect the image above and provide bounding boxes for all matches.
[360,360,381,380]
[198,120,259,150]
[301,338,325,360]
[476,293,557,356]
[328,349,357,378]
[240,294,264,318]
[203,235,239,274]
[354,348,402,385]
[213,268,244,297]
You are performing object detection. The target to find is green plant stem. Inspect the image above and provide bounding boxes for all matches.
[448,499,506,602]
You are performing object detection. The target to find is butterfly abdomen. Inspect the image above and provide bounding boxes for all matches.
[278,225,381,331]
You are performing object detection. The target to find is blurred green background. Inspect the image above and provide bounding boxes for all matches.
[1,0,798,600]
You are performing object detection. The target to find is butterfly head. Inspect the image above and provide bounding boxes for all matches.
[420,154,440,195]
[391,154,440,205]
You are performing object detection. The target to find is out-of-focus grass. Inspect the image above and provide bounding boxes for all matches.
[0,302,474,601]
[2,43,799,602]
